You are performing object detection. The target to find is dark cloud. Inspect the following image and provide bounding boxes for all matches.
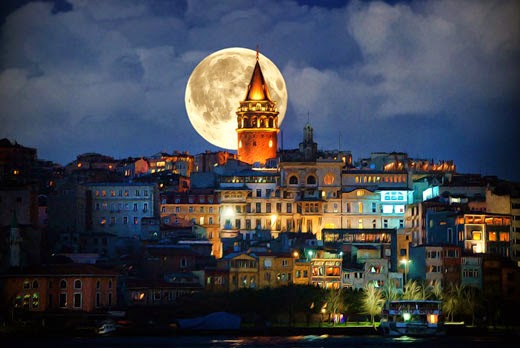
[0,0,518,182]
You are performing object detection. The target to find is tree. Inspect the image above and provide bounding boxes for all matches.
[443,283,465,322]
[324,289,345,325]
[362,283,385,328]
[382,280,400,302]
[402,280,422,300]
[461,286,482,326]
[429,280,443,301]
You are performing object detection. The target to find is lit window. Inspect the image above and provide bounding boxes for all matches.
[382,205,393,214]
[500,232,510,242]
[32,293,39,309]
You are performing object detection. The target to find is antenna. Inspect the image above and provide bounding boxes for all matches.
[256,44,260,60]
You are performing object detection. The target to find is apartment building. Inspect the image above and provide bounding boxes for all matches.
[83,182,158,240]
[1,264,118,313]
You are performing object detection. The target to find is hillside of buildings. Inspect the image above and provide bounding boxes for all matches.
[1,136,519,332]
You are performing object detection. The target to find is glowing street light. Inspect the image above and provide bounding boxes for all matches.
[400,259,412,285]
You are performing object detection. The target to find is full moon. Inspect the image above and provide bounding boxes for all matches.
[185,47,288,150]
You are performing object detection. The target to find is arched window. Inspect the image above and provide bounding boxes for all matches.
[32,280,39,289]
[108,280,112,289]
[306,175,317,185]
[60,279,67,289]
[289,175,298,185]
[323,173,335,185]
[96,280,101,289]
[74,280,82,289]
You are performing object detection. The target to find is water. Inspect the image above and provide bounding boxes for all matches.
[2,334,516,348]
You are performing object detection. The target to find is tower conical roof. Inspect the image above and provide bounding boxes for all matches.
[244,53,272,102]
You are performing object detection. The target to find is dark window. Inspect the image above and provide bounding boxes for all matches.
[59,293,67,307]
[73,293,81,308]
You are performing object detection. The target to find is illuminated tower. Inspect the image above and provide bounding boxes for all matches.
[236,51,279,166]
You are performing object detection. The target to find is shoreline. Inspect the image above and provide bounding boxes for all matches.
[1,323,518,339]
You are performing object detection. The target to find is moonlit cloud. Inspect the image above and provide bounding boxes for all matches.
[0,0,518,181]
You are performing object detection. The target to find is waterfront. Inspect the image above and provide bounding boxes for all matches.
[2,334,518,348]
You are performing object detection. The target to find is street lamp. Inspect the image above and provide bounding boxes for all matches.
[400,259,411,286]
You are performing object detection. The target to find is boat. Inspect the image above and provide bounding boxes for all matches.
[97,319,117,335]
[379,300,445,336]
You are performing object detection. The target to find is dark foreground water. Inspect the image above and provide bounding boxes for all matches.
[2,334,517,348]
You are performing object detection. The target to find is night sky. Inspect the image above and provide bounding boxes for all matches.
[1,0,518,182]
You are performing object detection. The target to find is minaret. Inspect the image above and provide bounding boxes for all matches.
[236,49,279,166]
[9,210,22,268]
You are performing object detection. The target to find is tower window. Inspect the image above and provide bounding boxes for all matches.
[269,140,273,148]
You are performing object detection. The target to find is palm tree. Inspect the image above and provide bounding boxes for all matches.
[429,280,443,301]
[418,280,430,300]
[382,280,400,302]
[362,283,385,328]
[443,283,465,322]
[402,280,422,300]
[461,286,481,326]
